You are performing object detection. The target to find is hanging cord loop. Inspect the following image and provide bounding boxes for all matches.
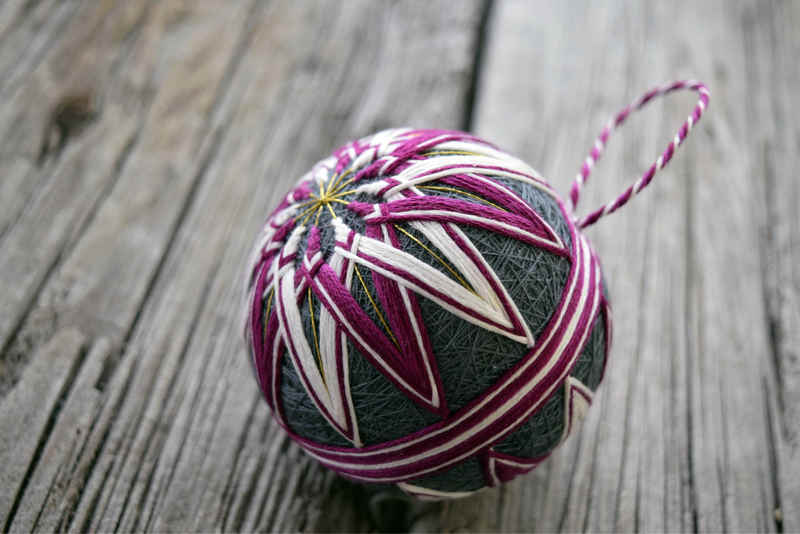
[568,80,710,229]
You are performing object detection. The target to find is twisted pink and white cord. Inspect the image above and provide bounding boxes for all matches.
[568,80,710,229]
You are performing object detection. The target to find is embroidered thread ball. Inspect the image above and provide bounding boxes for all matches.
[244,81,709,499]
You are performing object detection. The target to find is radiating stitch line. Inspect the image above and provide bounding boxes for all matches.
[329,190,359,199]
[353,263,401,349]
[297,203,320,225]
[328,169,354,195]
[330,175,357,196]
[307,286,327,386]
[392,224,476,295]
[417,184,508,212]
[263,286,274,338]
[325,202,337,219]
[295,198,318,209]
[422,150,482,157]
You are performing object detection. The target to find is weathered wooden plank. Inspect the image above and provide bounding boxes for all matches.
[113,3,484,530]
[0,0,127,234]
[3,0,271,529]
[453,2,684,530]
[0,0,77,96]
[9,339,111,533]
[1,1,483,531]
[741,2,800,531]
[0,0,151,392]
[0,115,137,389]
[2,0,796,531]
[439,0,793,532]
[0,328,86,529]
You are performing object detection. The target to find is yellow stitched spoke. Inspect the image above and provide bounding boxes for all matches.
[392,224,476,295]
[307,286,327,387]
[327,168,353,195]
[296,206,316,224]
[353,264,400,349]
[329,175,357,196]
[302,204,323,226]
[329,189,359,199]
[298,203,319,226]
[314,205,323,226]
[417,185,507,212]
[294,198,319,210]
[325,202,337,218]
[263,286,274,338]
[327,198,350,205]
[265,286,274,319]
[325,171,344,195]
[422,150,483,157]
[297,202,319,218]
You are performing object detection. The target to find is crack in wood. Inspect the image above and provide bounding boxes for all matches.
[2,335,89,531]
[462,0,493,132]
[0,127,139,395]
[683,140,700,534]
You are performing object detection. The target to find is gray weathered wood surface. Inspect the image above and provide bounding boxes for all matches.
[0,0,797,531]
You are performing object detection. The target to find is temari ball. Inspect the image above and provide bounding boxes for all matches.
[243,127,607,499]
[242,81,708,500]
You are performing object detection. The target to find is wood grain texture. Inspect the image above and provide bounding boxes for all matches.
[0,1,483,532]
[435,1,798,532]
[0,0,797,532]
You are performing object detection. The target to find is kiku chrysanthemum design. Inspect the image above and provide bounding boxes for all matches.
[244,81,709,499]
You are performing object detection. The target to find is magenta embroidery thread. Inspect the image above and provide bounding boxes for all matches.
[243,80,709,499]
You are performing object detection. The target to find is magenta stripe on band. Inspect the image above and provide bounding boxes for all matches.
[349,199,568,257]
[309,261,444,413]
[359,196,557,243]
[352,251,528,339]
[284,217,601,480]
[299,244,598,481]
